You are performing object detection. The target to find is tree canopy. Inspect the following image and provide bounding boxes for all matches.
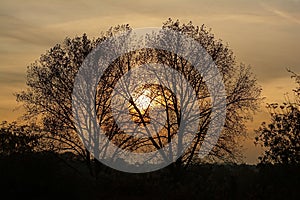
[16,19,261,171]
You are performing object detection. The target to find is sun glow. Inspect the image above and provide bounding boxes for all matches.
[134,88,153,111]
[128,89,153,124]
[135,94,151,110]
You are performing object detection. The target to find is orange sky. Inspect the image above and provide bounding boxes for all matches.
[0,0,299,164]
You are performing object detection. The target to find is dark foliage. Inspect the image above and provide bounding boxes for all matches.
[255,70,300,164]
[0,121,40,156]
[0,152,298,200]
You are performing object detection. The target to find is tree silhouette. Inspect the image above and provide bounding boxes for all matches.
[0,121,40,156]
[16,24,134,173]
[16,19,261,172]
[255,70,300,164]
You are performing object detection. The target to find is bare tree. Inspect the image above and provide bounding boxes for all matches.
[93,19,261,168]
[16,19,261,172]
[16,25,131,174]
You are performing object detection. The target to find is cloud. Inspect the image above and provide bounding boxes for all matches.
[261,2,300,25]
[0,14,67,48]
[0,70,25,85]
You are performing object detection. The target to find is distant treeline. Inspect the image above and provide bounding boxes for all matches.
[0,151,298,200]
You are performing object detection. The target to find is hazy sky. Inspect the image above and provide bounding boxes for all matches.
[0,0,299,163]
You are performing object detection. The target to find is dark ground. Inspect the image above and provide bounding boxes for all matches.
[0,152,299,200]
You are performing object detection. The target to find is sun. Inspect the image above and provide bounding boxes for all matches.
[128,89,152,124]
[135,92,151,110]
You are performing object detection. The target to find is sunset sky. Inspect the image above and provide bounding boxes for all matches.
[0,0,299,164]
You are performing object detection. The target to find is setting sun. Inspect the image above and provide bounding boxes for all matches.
[135,93,151,111]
